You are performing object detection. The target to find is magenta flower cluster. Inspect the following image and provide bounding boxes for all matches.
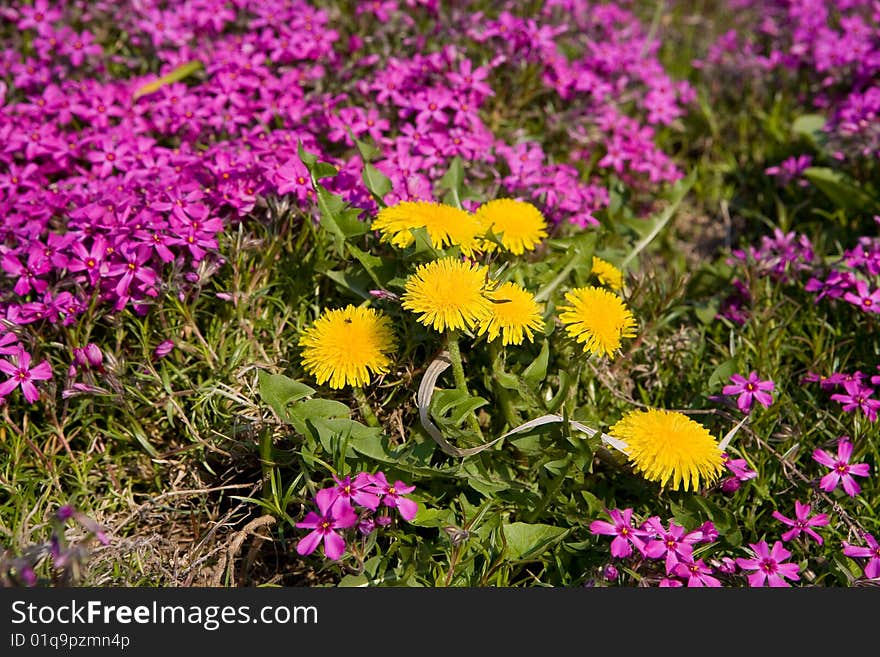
[697,0,880,161]
[804,237,880,317]
[590,508,724,587]
[0,0,693,412]
[803,367,880,422]
[588,499,873,587]
[296,472,418,561]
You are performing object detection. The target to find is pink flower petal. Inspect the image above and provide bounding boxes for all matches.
[322,531,347,561]
[811,448,835,468]
[295,530,323,556]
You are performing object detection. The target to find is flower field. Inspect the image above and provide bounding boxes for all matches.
[0,0,878,588]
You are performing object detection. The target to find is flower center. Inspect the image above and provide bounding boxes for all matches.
[759,558,777,574]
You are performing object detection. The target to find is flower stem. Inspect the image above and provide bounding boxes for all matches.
[446,331,484,439]
[259,426,274,504]
[489,341,520,429]
[353,386,380,428]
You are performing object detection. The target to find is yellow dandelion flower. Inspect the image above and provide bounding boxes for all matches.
[474,198,549,255]
[609,409,725,491]
[478,281,545,346]
[299,305,396,389]
[591,256,624,291]
[557,286,637,358]
[371,200,483,256]
[401,257,492,332]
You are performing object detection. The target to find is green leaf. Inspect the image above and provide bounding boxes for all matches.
[448,396,489,426]
[133,60,203,99]
[348,430,399,463]
[257,371,315,423]
[323,269,372,300]
[579,491,605,518]
[353,136,383,163]
[681,496,743,548]
[346,243,394,289]
[297,141,317,167]
[545,370,573,413]
[803,167,876,213]
[501,523,568,561]
[409,507,455,528]
[431,389,489,426]
[708,358,738,390]
[791,113,825,141]
[438,156,464,208]
[362,162,392,204]
[337,574,369,587]
[290,399,351,422]
[431,389,469,417]
[494,370,521,391]
[694,300,720,326]
[522,339,549,386]
[311,162,339,179]
[307,417,378,457]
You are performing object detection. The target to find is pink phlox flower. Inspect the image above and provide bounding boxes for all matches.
[367,471,418,521]
[722,453,758,481]
[2,250,51,296]
[295,487,358,561]
[813,437,871,497]
[698,521,719,544]
[771,500,829,544]
[842,279,880,314]
[736,540,801,587]
[0,346,52,403]
[643,517,703,574]
[589,508,646,559]
[328,472,380,512]
[722,371,775,413]
[825,370,864,388]
[830,380,880,422]
[672,559,722,587]
[842,533,880,580]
